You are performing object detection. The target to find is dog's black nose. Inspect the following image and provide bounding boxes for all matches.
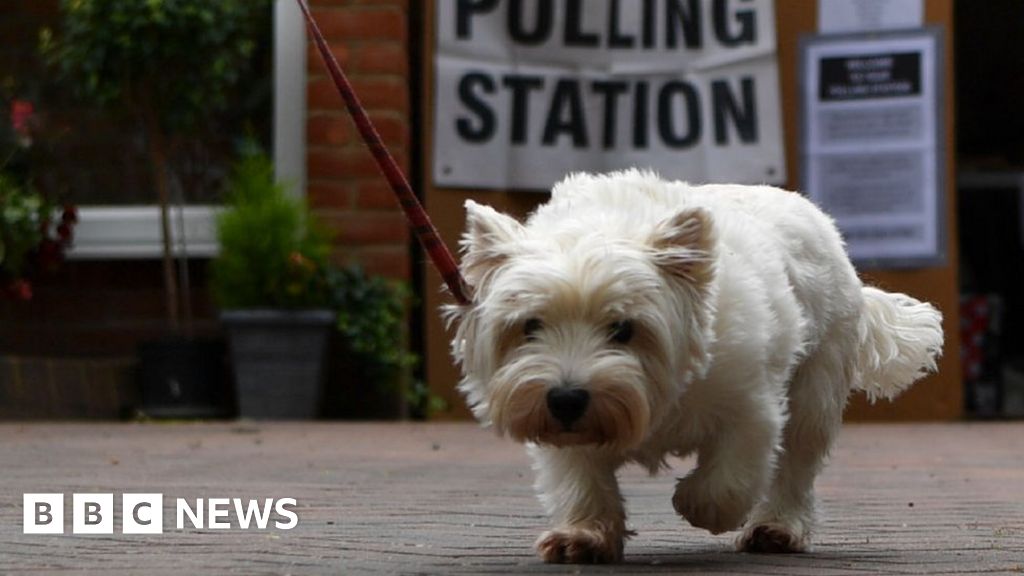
[546,387,590,428]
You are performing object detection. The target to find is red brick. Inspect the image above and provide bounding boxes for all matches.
[324,211,409,246]
[356,247,411,279]
[354,181,403,210]
[308,77,346,112]
[307,181,354,211]
[306,42,351,73]
[308,76,409,113]
[311,0,407,7]
[351,76,410,112]
[304,0,411,280]
[311,7,406,41]
[351,43,408,75]
[307,41,407,75]
[366,113,409,147]
[308,148,396,180]
[307,115,352,147]
[331,246,410,280]
[308,113,406,150]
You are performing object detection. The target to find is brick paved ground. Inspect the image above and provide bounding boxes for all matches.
[1,422,1022,575]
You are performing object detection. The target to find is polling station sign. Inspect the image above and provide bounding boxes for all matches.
[433,0,785,190]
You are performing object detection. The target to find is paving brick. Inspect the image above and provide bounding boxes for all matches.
[0,422,1022,574]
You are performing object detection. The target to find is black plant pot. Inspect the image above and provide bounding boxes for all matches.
[322,340,407,420]
[138,338,231,418]
[221,309,334,419]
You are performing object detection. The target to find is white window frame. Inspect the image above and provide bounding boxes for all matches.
[68,0,307,259]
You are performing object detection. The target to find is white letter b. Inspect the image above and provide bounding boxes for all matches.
[23,494,63,534]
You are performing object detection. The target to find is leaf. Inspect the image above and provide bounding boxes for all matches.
[45,0,272,136]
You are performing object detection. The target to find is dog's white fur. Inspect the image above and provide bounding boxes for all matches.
[446,170,943,563]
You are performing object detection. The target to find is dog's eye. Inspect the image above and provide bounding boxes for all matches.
[609,320,634,344]
[524,318,543,340]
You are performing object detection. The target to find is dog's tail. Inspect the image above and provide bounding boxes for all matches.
[854,287,944,402]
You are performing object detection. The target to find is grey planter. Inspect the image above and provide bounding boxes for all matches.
[221,309,335,419]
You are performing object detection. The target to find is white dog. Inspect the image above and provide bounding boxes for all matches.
[446,170,943,563]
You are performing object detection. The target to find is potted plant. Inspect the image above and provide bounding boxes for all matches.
[212,150,336,419]
[40,0,269,417]
[323,266,419,419]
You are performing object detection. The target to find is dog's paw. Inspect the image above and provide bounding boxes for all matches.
[535,526,624,564]
[737,523,808,553]
[672,474,752,535]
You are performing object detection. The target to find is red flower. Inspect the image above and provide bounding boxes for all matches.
[10,100,34,136]
[8,279,33,301]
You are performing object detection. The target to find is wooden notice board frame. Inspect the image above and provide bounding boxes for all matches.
[420,0,962,421]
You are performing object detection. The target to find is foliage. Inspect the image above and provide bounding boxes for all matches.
[0,175,45,281]
[40,0,269,134]
[211,151,332,309]
[40,0,271,328]
[405,379,449,419]
[0,173,76,300]
[1,91,76,301]
[329,266,418,379]
[211,150,417,381]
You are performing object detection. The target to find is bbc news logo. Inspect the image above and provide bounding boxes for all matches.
[23,494,298,534]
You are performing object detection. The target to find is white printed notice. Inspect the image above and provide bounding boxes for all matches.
[802,30,944,266]
[818,0,923,34]
[433,0,785,190]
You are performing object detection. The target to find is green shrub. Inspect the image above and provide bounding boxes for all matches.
[211,151,331,309]
[41,0,268,133]
[212,151,417,390]
[0,172,77,300]
[1,174,46,281]
[41,0,271,327]
[329,266,417,378]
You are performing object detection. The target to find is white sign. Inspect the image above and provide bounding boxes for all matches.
[433,0,785,190]
[818,0,923,34]
[802,30,945,266]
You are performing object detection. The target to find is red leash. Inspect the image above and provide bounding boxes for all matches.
[296,0,470,305]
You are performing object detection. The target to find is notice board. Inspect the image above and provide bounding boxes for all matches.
[802,29,946,268]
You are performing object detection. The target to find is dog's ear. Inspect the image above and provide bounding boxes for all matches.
[460,200,525,289]
[649,207,715,287]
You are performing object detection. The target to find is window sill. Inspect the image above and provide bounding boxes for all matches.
[67,206,221,259]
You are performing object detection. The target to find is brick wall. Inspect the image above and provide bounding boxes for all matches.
[305,0,412,281]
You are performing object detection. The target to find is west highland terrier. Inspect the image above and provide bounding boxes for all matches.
[445,170,943,563]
